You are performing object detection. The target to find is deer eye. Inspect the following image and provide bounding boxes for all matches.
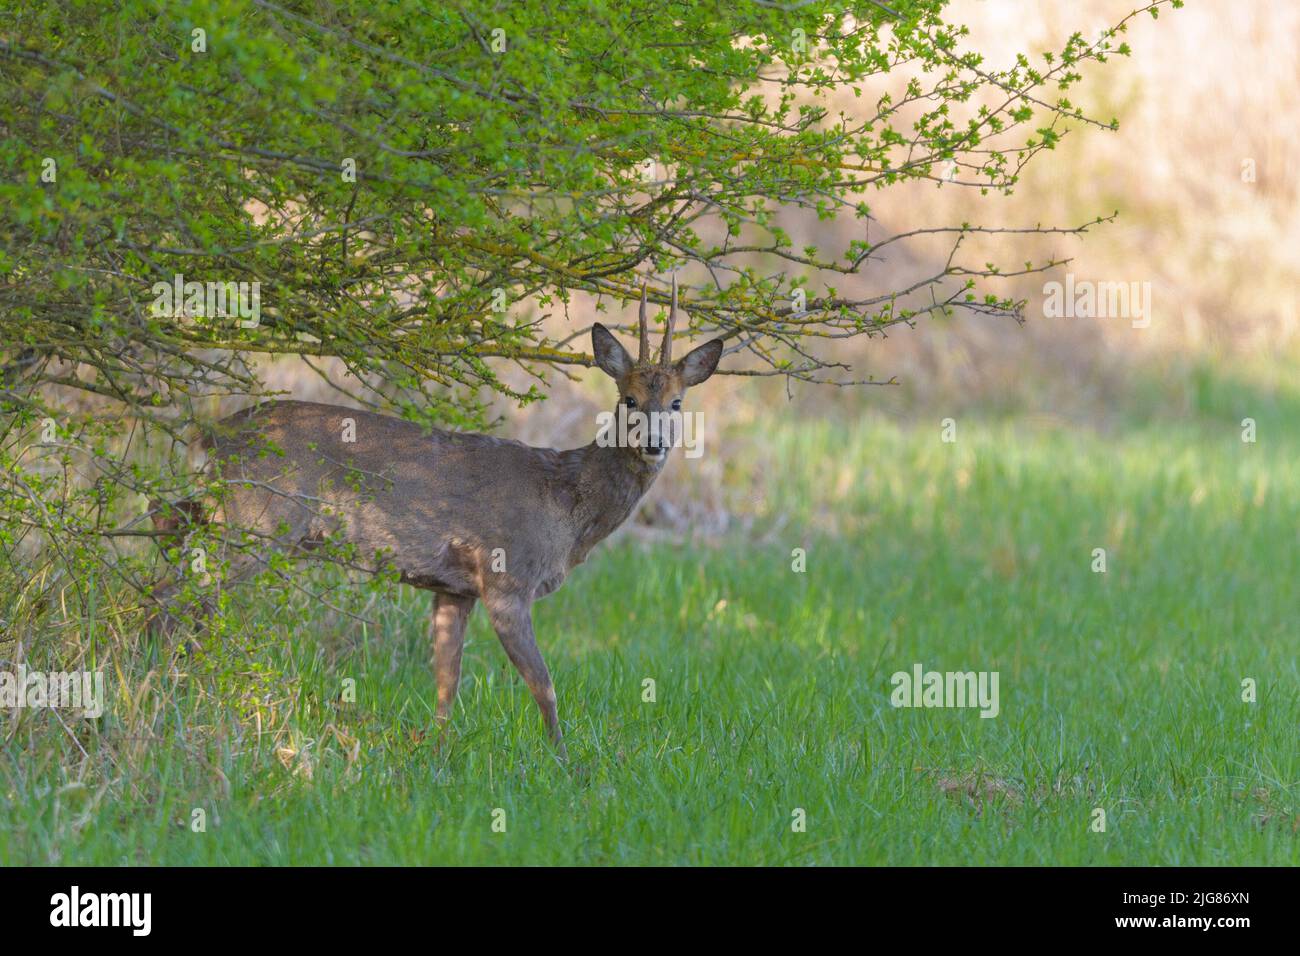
[671,399,682,411]
[623,396,637,409]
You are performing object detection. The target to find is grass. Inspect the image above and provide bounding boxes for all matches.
[1,365,1297,865]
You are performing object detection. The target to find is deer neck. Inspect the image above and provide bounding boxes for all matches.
[564,441,662,558]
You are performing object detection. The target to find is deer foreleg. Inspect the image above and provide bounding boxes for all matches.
[485,596,565,757]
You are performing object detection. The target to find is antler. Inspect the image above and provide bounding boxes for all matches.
[660,274,677,365]
[637,281,650,364]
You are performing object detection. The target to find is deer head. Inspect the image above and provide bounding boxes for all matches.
[590,276,724,465]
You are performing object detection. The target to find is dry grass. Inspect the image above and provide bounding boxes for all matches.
[815,0,1300,409]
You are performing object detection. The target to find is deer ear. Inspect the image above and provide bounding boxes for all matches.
[676,338,723,387]
[592,323,633,379]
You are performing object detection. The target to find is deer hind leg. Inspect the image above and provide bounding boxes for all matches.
[432,592,476,727]
[146,548,265,642]
[144,498,206,639]
[484,595,565,757]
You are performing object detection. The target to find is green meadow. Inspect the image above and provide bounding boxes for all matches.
[1,360,1297,865]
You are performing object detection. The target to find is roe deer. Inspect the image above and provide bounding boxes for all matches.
[150,279,723,757]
